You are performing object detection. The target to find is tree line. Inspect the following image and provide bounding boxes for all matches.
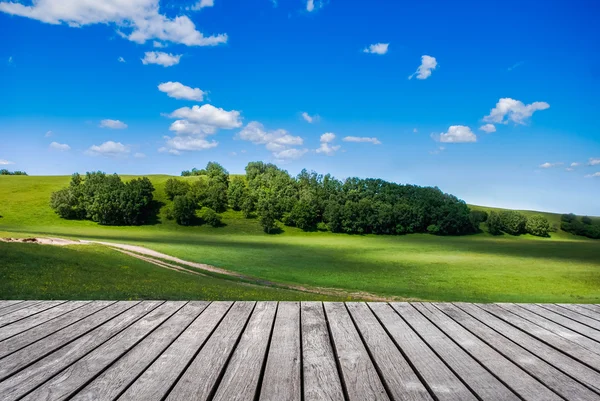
[1,169,27,175]
[483,210,553,237]
[560,213,600,239]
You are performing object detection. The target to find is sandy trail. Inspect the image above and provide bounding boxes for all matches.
[1,236,401,301]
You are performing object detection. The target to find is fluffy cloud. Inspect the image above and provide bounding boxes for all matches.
[100,119,128,129]
[435,125,477,143]
[588,158,600,166]
[238,121,306,161]
[152,40,165,48]
[316,132,340,156]
[118,56,126,63]
[169,104,242,128]
[306,0,325,12]
[539,162,563,169]
[363,43,389,55]
[158,81,205,101]
[142,51,181,67]
[342,136,382,145]
[408,55,437,80]
[45,130,53,137]
[0,159,15,165]
[0,0,227,47]
[301,112,320,123]
[49,142,70,151]
[163,136,218,152]
[190,0,214,10]
[483,98,550,125]
[7,56,12,64]
[86,141,129,157]
[585,172,600,178]
[479,124,496,133]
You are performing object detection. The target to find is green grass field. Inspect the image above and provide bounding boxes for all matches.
[1,175,599,303]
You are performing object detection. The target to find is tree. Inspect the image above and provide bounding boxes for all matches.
[470,210,488,228]
[582,216,593,225]
[228,177,247,211]
[201,207,222,227]
[487,211,502,235]
[164,178,191,200]
[170,194,197,226]
[526,214,551,237]
[257,189,278,233]
[285,200,318,230]
[499,210,527,235]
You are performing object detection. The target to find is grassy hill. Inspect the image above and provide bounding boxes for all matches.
[1,175,599,303]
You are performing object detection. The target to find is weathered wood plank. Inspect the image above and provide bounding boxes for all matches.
[393,303,519,401]
[118,301,232,401]
[539,304,600,331]
[438,303,600,401]
[347,302,433,401]
[324,302,390,401]
[369,303,476,401]
[259,302,301,401]
[479,303,600,371]
[165,301,255,401]
[455,302,600,394]
[212,302,278,401]
[0,301,38,317]
[556,304,600,323]
[0,301,90,342]
[0,301,66,328]
[497,303,600,356]
[0,301,116,359]
[70,302,208,401]
[20,301,185,401]
[518,304,600,343]
[0,301,24,312]
[300,302,345,401]
[578,304,600,313]
[0,301,159,401]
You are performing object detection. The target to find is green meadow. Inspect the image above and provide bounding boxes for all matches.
[1,175,599,303]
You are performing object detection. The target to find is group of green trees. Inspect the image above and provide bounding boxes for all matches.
[50,172,155,225]
[0,169,27,175]
[561,213,600,239]
[485,210,552,237]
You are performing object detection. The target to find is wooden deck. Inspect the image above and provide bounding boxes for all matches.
[1,301,599,401]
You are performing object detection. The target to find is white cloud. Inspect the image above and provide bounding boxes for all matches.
[49,142,70,151]
[86,141,129,157]
[320,132,335,143]
[316,132,340,156]
[408,55,437,80]
[158,81,205,101]
[479,124,496,133]
[306,0,325,12]
[134,152,146,158]
[342,136,382,145]
[142,51,181,67]
[117,56,126,63]
[585,172,600,178]
[163,136,218,152]
[0,159,15,165]
[8,56,13,64]
[100,119,128,129]
[238,121,306,161]
[429,146,445,155]
[301,112,320,123]
[435,125,477,143]
[571,162,581,167]
[507,61,524,72]
[169,104,241,128]
[539,162,563,169]
[190,0,214,10]
[0,0,227,47]
[588,158,600,166]
[45,130,53,137]
[483,98,550,125]
[152,40,165,48]
[169,119,216,135]
[363,43,389,55]
[158,147,181,155]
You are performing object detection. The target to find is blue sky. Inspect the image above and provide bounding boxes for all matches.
[1,0,599,214]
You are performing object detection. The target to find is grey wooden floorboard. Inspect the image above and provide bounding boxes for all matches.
[497,303,600,356]
[259,302,301,401]
[0,301,38,317]
[118,301,232,401]
[20,301,185,401]
[539,304,600,331]
[0,301,65,328]
[437,303,600,401]
[369,303,476,401]
[393,302,519,401]
[70,302,208,401]
[0,301,138,380]
[300,302,345,401]
[347,302,433,401]
[212,302,278,401]
[0,301,160,401]
[0,301,89,342]
[479,303,600,371]
[0,301,116,359]
[518,304,600,343]
[579,304,600,313]
[324,302,390,401]
[557,304,600,323]
[456,302,600,394]
[0,301,24,312]
[165,301,255,401]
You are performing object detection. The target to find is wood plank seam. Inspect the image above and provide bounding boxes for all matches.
[322,302,351,401]
[0,301,68,328]
[555,305,600,324]
[253,302,279,401]
[0,301,41,318]
[299,302,304,401]
[0,301,25,314]
[536,304,600,332]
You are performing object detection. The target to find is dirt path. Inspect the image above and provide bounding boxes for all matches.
[2,236,404,301]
